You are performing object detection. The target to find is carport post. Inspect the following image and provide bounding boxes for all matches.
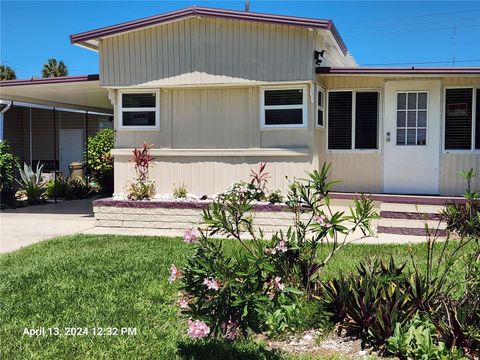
[53,106,57,204]
[85,110,89,178]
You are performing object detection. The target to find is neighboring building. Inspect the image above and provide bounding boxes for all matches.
[2,6,479,195]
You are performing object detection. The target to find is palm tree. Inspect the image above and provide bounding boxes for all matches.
[0,65,16,80]
[41,58,68,78]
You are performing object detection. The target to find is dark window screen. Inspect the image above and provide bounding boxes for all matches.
[122,111,156,126]
[476,89,480,149]
[445,88,472,150]
[265,109,303,125]
[122,93,156,108]
[264,89,303,106]
[328,92,352,149]
[355,92,378,149]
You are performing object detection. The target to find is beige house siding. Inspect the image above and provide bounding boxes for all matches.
[99,17,317,86]
[440,155,480,195]
[113,153,313,195]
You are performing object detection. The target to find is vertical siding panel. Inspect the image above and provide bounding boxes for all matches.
[251,22,258,80]
[167,23,174,79]
[221,19,228,81]
[98,42,105,85]
[184,18,192,75]
[150,27,158,80]
[173,21,180,78]
[118,35,125,85]
[144,28,152,82]
[178,20,186,78]
[287,27,295,80]
[106,39,114,86]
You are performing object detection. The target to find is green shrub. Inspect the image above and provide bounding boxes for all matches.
[44,176,93,199]
[16,162,46,204]
[126,180,155,201]
[267,190,283,204]
[386,313,461,360]
[85,129,115,194]
[0,141,19,206]
[173,183,188,198]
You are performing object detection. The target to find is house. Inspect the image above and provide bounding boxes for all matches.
[2,6,480,195]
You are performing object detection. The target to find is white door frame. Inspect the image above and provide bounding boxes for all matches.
[383,80,441,195]
[59,129,84,176]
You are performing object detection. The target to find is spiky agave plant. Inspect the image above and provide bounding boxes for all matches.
[16,162,46,204]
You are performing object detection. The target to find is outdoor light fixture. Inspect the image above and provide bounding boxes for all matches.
[314,50,325,65]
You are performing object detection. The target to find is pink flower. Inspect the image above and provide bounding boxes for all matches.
[188,319,210,339]
[274,276,285,290]
[314,215,331,228]
[267,290,275,299]
[178,298,189,309]
[274,240,288,253]
[183,228,198,243]
[203,277,220,290]
[168,264,180,283]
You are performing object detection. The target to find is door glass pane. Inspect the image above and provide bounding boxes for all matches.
[397,93,406,110]
[397,111,406,127]
[418,93,427,109]
[418,111,427,127]
[397,129,406,145]
[407,111,416,127]
[396,92,428,146]
[407,129,416,145]
[407,93,417,109]
[417,129,426,145]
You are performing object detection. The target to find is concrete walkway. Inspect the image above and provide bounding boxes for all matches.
[0,199,95,254]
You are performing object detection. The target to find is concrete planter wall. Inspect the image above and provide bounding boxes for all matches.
[93,198,300,234]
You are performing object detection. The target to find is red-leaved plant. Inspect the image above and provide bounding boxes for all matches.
[250,162,269,192]
[130,142,154,182]
[126,142,156,200]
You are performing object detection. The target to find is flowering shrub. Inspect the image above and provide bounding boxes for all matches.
[170,162,379,341]
[126,142,155,200]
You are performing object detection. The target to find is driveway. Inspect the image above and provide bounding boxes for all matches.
[0,199,95,254]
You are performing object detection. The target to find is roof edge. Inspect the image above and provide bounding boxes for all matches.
[316,67,480,75]
[0,74,100,87]
[70,6,347,54]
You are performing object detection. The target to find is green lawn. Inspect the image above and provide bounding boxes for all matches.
[0,235,470,360]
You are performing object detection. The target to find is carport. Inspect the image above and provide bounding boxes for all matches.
[0,75,113,201]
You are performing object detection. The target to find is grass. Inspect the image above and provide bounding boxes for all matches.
[0,235,472,359]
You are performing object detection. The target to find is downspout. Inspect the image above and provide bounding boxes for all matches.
[0,101,13,142]
[53,106,57,204]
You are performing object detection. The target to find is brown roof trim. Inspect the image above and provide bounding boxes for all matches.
[0,74,99,87]
[317,66,480,75]
[70,6,348,55]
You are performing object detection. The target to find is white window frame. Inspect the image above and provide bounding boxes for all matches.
[326,88,382,153]
[395,91,429,146]
[260,85,308,129]
[117,89,160,130]
[443,86,480,154]
[316,85,325,128]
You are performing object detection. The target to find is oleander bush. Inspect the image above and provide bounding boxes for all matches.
[169,162,378,340]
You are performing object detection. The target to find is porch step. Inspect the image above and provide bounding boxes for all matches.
[377,202,447,239]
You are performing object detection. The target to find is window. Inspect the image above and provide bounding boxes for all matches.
[261,87,307,128]
[119,91,159,129]
[396,92,428,146]
[327,91,379,150]
[444,88,479,150]
[317,88,325,127]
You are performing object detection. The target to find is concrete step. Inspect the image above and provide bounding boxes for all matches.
[380,202,445,214]
[378,218,446,229]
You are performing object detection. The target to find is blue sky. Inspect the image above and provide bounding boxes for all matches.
[1,0,479,79]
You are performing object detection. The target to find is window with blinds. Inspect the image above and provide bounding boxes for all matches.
[444,88,473,150]
[328,91,379,150]
[261,88,307,128]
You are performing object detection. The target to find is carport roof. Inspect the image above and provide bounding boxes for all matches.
[0,74,112,113]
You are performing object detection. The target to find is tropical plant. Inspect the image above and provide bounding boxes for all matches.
[322,257,414,347]
[16,162,46,204]
[250,162,269,193]
[41,58,68,78]
[126,142,155,200]
[0,141,19,206]
[44,176,93,199]
[443,168,480,237]
[0,65,16,80]
[85,129,115,194]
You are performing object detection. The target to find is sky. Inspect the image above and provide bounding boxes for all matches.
[0,0,479,79]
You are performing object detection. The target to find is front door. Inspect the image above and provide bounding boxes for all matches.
[59,129,84,176]
[383,80,441,194]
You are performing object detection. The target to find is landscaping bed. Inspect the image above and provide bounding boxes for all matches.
[0,234,474,360]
